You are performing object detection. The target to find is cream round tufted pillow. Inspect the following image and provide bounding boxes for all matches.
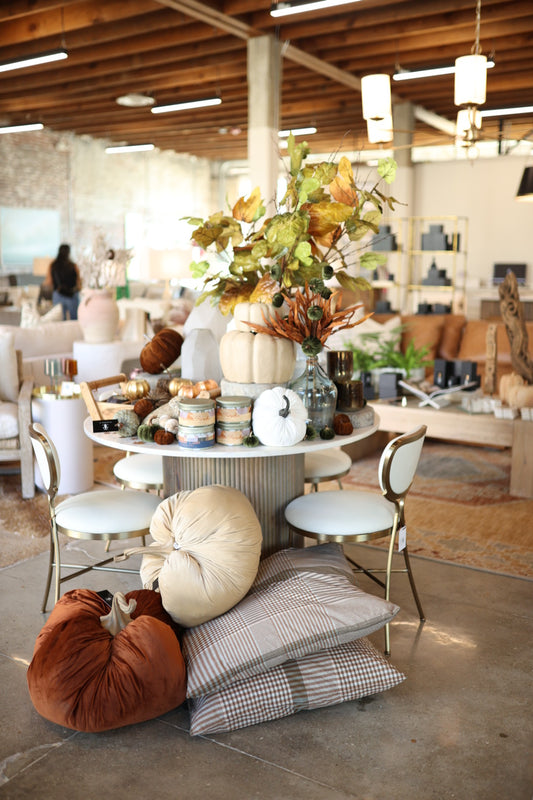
[135,485,262,627]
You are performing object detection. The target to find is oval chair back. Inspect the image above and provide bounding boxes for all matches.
[29,423,61,507]
[379,425,427,507]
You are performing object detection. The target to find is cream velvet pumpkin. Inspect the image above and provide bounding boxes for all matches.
[252,387,308,446]
[233,301,283,332]
[219,330,295,384]
[136,485,262,627]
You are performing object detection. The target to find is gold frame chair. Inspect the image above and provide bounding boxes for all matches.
[29,423,162,612]
[285,425,427,655]
[304,447,352,492]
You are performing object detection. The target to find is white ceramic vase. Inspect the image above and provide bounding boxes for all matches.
[78,288,119,343]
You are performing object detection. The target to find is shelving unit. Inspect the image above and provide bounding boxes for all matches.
[404,216,468,314]
[368,217,407,312]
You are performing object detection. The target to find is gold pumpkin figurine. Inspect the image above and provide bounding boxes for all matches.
[168,377,193,397]
[124,379,150,400]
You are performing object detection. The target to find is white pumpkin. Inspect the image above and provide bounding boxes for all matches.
[219,330,295,384]
[252,387,307,446]
[233,301,284,332]
[499,372,525,405]
[507,384,533,408]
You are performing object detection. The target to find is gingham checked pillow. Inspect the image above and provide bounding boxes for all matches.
[182,543,399,698]
[189,636,405,735]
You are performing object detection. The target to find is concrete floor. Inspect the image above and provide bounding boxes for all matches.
[1,539,532,800]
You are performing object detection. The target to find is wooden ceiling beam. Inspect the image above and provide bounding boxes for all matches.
[0,0,86,22]
[264,0,533,44]
[300,15,533,61]
[0,35,245,93]
[0,0,158,45]
[0,56,248,109]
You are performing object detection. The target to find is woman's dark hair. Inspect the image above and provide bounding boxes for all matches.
[56,243,71,262]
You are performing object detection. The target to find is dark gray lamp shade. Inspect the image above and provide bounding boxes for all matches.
[516,166,533,202]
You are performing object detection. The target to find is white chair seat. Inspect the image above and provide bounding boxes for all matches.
[304,448,352,482]
[56,489,161,537]
[113,453,164,490]
[285,490,395,537]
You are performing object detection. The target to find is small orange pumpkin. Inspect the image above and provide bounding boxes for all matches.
[140,328,183,374]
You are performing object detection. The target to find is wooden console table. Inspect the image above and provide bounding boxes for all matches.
[370,399,533,498]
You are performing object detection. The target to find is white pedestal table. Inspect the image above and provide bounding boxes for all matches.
[84,416,379,556]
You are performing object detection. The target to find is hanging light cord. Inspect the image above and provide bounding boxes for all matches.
[472,0,482,55]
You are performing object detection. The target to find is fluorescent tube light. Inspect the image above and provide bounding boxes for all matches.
[0,123,44,134]
[271,0,361,17]
[105,144,155,154]
[481,105,533,118]
[151,98,221,114]
[0,49,67,74]
[393,60,494,81]
[278,127,317,136]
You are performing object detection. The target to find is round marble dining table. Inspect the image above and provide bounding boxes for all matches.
[84,415,379,555]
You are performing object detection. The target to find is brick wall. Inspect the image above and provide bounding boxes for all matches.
[0,128,214,277]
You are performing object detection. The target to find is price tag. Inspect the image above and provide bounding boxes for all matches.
[93,419,119,433]
[398,525,407,551]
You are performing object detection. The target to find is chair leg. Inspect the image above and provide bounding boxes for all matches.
[403,545,426,622]
[41,527,54,613]
[42,519,61,613]
[52,522,61,608]
[383,515,400,657]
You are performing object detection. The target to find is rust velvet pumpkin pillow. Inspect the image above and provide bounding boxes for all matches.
[27,589,187,733]
[140,327,183,374]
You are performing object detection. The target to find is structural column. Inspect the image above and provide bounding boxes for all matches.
[247,35,282,213]
[392,102,415,211]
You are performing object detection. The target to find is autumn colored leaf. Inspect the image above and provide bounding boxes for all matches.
[329,157,358,207]
[218,283,254,315]
[249,274,280,303]
[305,201,353,238]
[233,187,263,222]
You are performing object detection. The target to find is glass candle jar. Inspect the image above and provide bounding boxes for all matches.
[215,395,252,424]
[177,424,215,449]
[215,421,251,446]
[177,397,216,427]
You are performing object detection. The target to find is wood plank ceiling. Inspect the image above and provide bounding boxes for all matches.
[0,0,532,161]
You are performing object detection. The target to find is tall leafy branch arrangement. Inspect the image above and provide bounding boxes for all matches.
[184,136,399,314]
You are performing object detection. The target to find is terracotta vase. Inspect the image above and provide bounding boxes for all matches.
[78,288,119,343]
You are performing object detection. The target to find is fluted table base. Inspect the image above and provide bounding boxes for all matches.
[163,453,305,556]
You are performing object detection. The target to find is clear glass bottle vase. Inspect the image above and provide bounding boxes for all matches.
[289,356,337,431]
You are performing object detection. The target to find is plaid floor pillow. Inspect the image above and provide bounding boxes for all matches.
[182,543,399,698]
[189,636,405,735]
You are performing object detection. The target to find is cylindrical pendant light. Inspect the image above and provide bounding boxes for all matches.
[361,74,392,121]
[366,115,393,144]
[454,54,487,106]
[455,108,482,143]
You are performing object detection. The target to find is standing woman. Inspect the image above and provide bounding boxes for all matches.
[46,243,81,320]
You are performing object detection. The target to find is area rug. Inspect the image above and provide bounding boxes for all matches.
[341,440,533,579]
[1,442,532,578]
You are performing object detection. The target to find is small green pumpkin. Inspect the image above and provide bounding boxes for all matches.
[137,423,160,442]
[116,410,140,437]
